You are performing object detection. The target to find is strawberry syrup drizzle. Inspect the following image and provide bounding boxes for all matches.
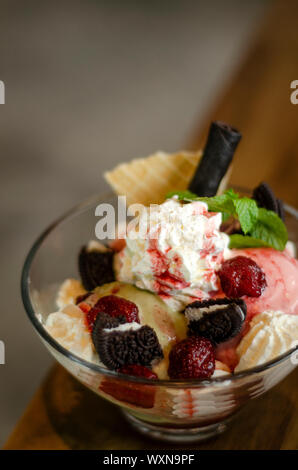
[147,238,190,295]
[147,238,169,276]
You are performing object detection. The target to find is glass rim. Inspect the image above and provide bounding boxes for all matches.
[21,189,298,387]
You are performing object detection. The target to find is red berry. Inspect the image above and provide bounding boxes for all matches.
[118,365,158,380]
[85,303,102,331]
[100,365,157,408]
[96,295,139,322]
[77,293,100,330]
[218,256,267,298]
[168,336,215,380]
[86,295,139,331]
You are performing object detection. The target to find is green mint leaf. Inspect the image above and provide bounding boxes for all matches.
[221,212,231,222]
[166,190,237,214]
[167,189,258,233]
[195,194,236,214]
[229,234,270,249]
[166,188,288,251]
[234,198,258,234]
[224,188,239,200]
[249,208,288,251]
[195,190,239,214]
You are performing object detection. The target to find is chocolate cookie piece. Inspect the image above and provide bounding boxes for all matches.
[78,245,115,291]
[93,324,163,370]
[188,121,241,196]
[92,312,126,341]
[253,182,285,221]
[184,298,246,344]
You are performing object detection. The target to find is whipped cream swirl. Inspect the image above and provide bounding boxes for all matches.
[115,198,229,309]
[45,304,97,363]
[235,310,298,372]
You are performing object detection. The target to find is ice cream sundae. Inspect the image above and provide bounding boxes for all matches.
[41,121,298,385]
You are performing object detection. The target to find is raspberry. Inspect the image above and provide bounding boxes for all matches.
[100,365,157,408]
[118,365,158,380]
[96,295,139,322]
[218,256,267,298]
[85,303,101,331]
[168,336,215,380]
[85,295,139,331]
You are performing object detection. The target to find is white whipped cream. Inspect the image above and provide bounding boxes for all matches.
[115,198,229,309]
[56,278,86,309]
[235,310,298,372]
[212,369,230,377]
[44,304,97,363]
[285,240,296,258]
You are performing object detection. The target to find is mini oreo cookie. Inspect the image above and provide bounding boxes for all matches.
[253,182,285,221]
[188,121,242,196]
[93,324,163,370]
[184,298,246,344]
[78,245,115,291]
[92,312,126,335]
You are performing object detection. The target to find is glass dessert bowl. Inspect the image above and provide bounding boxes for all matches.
[21,191,298,443]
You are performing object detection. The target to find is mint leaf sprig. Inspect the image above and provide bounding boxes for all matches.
[167,189,288,251]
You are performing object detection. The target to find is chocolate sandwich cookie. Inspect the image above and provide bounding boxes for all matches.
[184,298,247,344]
[92,323,163,370]
[78,243,115,291]
[253,182,285,221]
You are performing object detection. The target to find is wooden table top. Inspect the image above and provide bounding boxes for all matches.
[4,0,298,450]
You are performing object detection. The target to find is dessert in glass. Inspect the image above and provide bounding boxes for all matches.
[22,122,298,443]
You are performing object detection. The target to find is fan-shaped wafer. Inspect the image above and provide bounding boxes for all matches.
[104,150,202,206]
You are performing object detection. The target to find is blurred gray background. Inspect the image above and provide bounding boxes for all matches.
[0,0,268,446]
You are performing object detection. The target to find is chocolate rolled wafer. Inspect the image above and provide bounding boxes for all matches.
[188,121,242,196]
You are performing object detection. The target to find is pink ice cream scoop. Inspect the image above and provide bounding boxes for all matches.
[228,247,298,322]
[215,247,298,370]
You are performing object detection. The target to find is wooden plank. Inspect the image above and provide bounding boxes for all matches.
[3,364,298,450]
[4,0,298,450]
